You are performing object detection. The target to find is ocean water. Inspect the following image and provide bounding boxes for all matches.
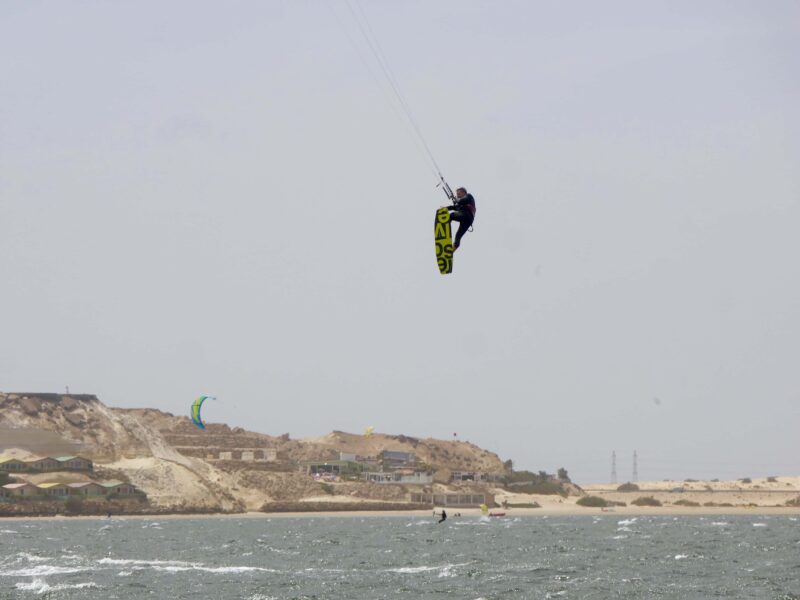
[1,515,798,599]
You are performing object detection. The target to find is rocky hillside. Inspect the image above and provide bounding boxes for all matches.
[0,393,510,513]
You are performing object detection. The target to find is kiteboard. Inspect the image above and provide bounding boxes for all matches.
[434,207,453,275]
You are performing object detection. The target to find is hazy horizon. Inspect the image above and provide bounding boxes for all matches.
[2,1,799,483]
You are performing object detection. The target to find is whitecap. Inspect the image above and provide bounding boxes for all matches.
[617,518,637,526]
[711,522,728,526]
[192,566,277,574]
[60,554,82,561]
[15,552,51,563]
[674,554,688,560]
[388,562,468,575]
[98,558,276,574]
[752,523,767,527]
[2,565,88,577]
[117,570,133,576]
[97,558,194,567]
[15,579,97,595]
[388,565,440,574]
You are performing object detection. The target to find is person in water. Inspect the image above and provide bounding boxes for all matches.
[438,509,447,523]
[448,187,476,251]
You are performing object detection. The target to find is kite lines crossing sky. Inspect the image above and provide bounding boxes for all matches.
[333,0,456,202]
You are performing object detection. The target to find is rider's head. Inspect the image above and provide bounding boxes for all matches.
[456,187,467,199]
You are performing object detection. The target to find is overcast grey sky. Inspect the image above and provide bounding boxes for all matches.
[2,1,798,483]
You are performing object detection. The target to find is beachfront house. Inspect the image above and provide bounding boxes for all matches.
[2,482,40,497]
[379,450,415,470]
[363,470,433,484]
[68,482,106,497]
[101,481,140,496]
[28,457,62,472]
[450,471,503,483]
[55,456,93,471]
[38,482,70,497]
[303,460,362,480]
[0,458,29,473]
[410,492,495,508]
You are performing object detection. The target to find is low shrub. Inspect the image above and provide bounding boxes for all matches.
[631,496,662,507]
[785,496,800,507]
[673,499,700,507]
[616,482,639,492]
[576,496,607,508]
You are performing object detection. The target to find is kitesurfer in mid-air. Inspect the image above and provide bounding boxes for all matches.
[449,187,476,251]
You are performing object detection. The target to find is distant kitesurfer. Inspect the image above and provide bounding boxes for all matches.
[448,187,476,251]
[438,509,447,523]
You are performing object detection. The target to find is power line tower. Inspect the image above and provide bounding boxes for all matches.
[632,450,639,483]
[611,450,617,484]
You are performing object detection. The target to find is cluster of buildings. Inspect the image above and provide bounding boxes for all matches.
[0,455,93,473]
[304,450,433,484]
[303,450,504,486]
[1,480,142,500]
[0,455,142,502]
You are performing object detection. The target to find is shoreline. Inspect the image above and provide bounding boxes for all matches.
[2,506,799,521]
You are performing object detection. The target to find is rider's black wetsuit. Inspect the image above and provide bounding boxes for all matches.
[448,193,476,249]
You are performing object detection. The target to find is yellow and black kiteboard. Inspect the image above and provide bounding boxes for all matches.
[434,207,453,275]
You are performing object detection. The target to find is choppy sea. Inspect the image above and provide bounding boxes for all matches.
[1,514,798,599]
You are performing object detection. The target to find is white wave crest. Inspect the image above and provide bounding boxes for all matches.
[15,579,97,595]
[2,565,88,577]
[15,553,51,563]
[388,562,468,575]
[97,558,194,567]
[97,558,276,575]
